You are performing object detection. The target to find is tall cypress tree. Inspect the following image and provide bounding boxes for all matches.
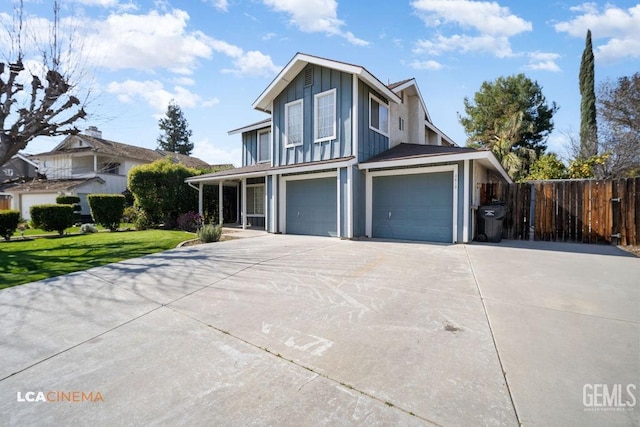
[157,100,194,155]
[579,29,597,158]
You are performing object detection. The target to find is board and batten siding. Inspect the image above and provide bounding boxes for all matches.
[273,65,353,166]
[242,130,259,166]
[358,80,389,162]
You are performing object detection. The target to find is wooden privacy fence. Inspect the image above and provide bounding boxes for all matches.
[480,177,640,245]
[0,197,10,210]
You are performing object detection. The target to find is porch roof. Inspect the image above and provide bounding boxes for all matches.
[186,156,356,184]
[359,144,512,183]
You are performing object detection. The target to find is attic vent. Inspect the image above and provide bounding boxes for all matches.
[304,67,313,87]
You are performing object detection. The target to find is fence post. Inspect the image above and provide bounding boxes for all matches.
[529,184,535,241]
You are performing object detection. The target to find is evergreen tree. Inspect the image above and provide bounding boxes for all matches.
[157,100,194,155]
[579,29,597,158]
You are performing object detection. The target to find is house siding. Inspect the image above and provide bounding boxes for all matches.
[243,131,258,166]
[352,165,366,237]
[273,65,353,166]
[358,80,389,162]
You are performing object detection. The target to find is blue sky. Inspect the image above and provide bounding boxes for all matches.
[3,0,639,166]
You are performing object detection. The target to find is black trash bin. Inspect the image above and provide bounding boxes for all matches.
[477,203,506,243]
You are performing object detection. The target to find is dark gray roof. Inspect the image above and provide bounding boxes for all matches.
[387,78,413,90]
[364,143,481,163]
[189,156,356,181]
[35,135,212,169]
[1,177,104,193]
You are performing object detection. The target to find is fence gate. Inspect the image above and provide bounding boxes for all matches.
[480,177,639,245]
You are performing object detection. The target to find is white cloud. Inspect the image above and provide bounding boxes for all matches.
[554,4,640,62]
[262,0,369,46]
[525,51,561,72]
[86,10,212,74]
[410,59,443,70]
[262,32,277,40]
[205,0,229,12]
[106,79,214,112]
[412,0,532,36]
[411,0,531,60]
[191,138,242,166]
[414,33,514,58]
[209,39,280,77]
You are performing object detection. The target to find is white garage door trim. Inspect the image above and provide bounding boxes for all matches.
[278,170,337,235]
[365,164,458,242]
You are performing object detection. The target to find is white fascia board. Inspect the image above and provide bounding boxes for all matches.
[425,121,457,146]
[359,70,402,104]
[228,120,272,135]
[252,53,402,112]
[185,171,267,183]
[15,153,40,168]
[390,79,431,122]
[274,158,357,176]
[359,150,513,183]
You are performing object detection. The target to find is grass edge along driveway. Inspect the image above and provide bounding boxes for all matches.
[0,230,195,289]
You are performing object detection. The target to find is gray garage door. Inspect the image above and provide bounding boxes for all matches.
[286,177,337,237]
[372,172,453,242]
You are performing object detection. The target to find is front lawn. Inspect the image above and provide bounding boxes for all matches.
[0,230,194,289]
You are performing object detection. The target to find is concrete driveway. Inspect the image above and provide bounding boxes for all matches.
[0,235,638,426]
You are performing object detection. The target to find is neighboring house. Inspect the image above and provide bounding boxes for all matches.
[0,154,40,210]
[2,126,215,220]
[186,53,511,243]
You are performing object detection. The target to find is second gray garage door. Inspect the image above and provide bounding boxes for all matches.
[286,177,337,237]
[372,171,453,242]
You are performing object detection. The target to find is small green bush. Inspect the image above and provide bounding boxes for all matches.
[197,224,222,243]
[87,194,125,232]
[56,195,81,223]
[30,204,74,236]
[0,210,21,241]
[122,206,139,224]
[134,209,151,230]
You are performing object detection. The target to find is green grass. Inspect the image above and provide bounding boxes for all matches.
[17,223,135,236]
[0,230,194,289]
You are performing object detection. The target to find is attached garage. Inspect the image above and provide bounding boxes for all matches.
[20,193,58,220]
[284,175,337,237]
[372,171,454,242]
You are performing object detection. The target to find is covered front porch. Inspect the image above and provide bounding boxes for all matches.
[187,163,271,230]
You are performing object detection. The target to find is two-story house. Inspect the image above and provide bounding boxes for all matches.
[2,127,214,220]
[186,53,510,243]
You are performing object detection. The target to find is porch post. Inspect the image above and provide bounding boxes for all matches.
[236,182,240,223]
[198,183,203,217]
[218,180,224,225]
[242,178,247,230]
[93,154,98,172]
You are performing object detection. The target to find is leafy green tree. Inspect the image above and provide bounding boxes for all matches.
[128,158,199,226]
[460,74,558,157]
[157,100,194,155]
[526,153,568,180]
[489,112,537,182]
[579,29,598,158]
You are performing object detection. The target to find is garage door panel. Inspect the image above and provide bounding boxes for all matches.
[372,172,453,242]
[286,177,337,237]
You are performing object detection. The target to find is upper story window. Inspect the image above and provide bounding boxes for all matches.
[314,88,336,142]
[369,93,389,137]
[258,129,271,163]
[285,99,303,147]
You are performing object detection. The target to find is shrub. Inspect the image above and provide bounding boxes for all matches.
[56,195,82,223]
[134,209,151,231]
[197,224,222,243]
[87,194,125,232]
[30,204,74,236]
[80,223,98,234]
[177,211,202,232]
[0,210,21,241]
[122,206,139,224]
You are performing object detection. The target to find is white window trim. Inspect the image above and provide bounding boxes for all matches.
[284,99,303,148]
[369,93,389,137]
[257,129,271,163]
[314,88,337,143]
[246,183,266,217]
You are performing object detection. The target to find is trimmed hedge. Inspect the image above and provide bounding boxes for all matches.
[56,195,81,223]
[0,210,21,241]
[87,194,125,231]
[30,204,74,236]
